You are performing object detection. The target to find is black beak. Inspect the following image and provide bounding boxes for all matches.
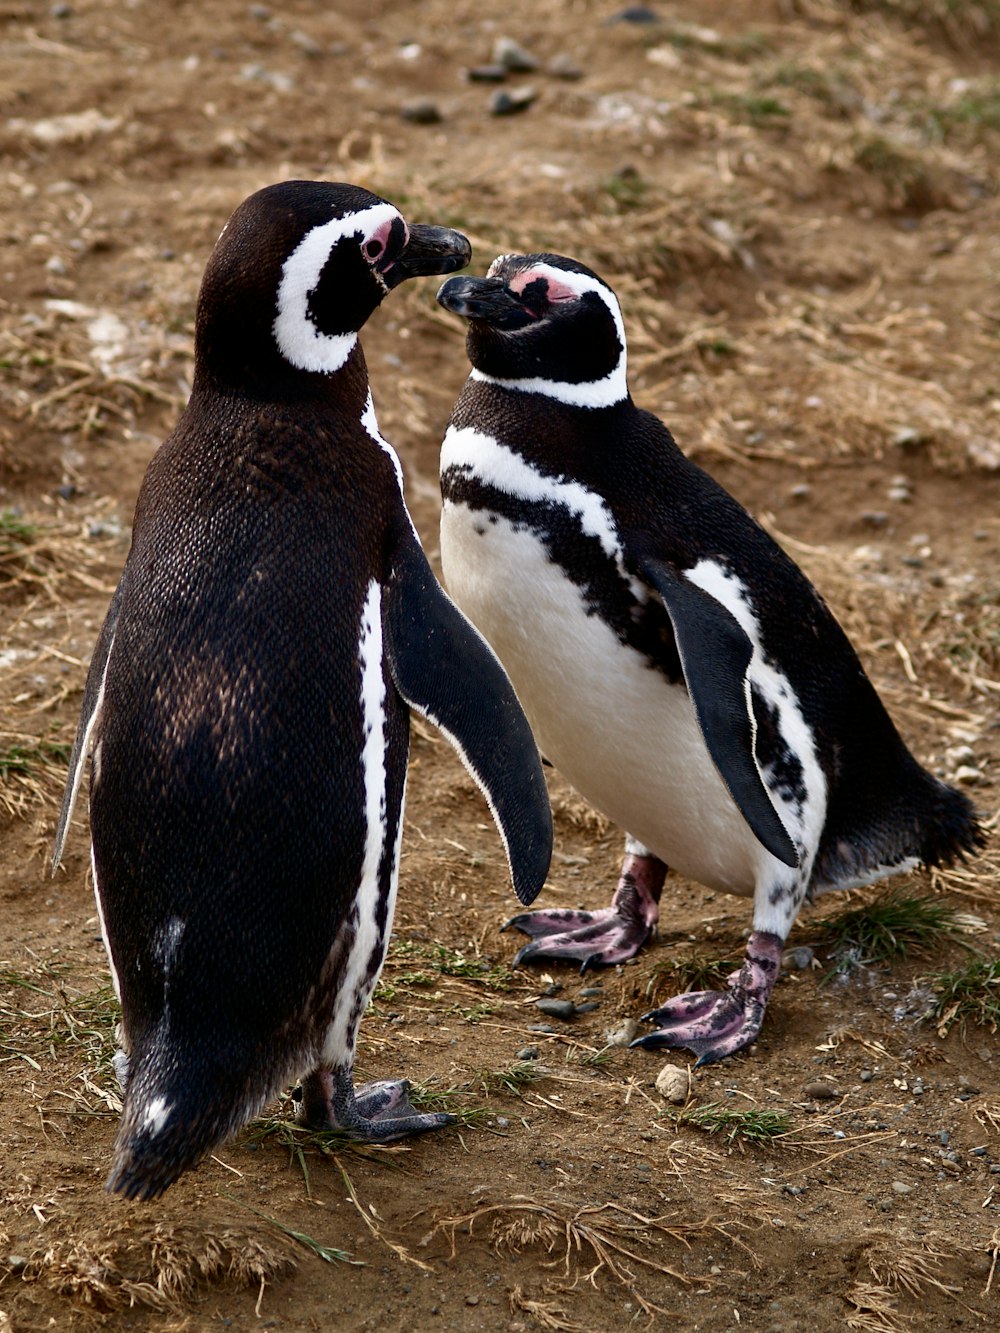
[436,276,536,330]
[387,223,471,287]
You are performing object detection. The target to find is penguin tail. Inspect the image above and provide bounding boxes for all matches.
[106,1051,276,1201]
[816,759,986,892]
[911,771,987,870]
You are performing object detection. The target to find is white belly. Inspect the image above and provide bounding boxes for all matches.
[441,502,762,896]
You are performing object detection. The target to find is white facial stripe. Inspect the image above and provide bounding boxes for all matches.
[682,558,828,865]
[441,424,645,599]
[324,579,390,1062]
[272,201,400,373]
[473,260,628,408]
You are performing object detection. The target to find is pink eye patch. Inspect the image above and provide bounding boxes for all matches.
[509,268,579,304]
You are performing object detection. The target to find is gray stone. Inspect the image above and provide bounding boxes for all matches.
[401,99,442,125]
[891,1180,913,1195]
[489,86,538,116]
[781,945,814,970]
[802,1080,841,1101]
[604,1018,640,1047]
[516,1046,539,1061]
[548,53,584,80]
[536,998,575,1021]
[468,64,507,82]
[493,37,538,72]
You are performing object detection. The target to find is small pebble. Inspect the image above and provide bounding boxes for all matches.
[604,1018,640,1047]
[489,86,538,116]
[574,1000,601,1014]
[528,1023,556,1034]
[7,1255,28,1273]
[543,982,563,996]
[946,745,976,767]
[289,29,322,57]
[802,1080,841,1101]
[579,986,604,998]
[939,1131,950,1145]
[607,4,661,22]
[467,64,507,82]
[879,1198,894,1213]
[892,426,926,450]
[971,1146,987,1157]
[954,765,983,786]
[990,1164,1000,1174]
[51,3,73,16]
[654,1062,688,1104]
[788,483,812,501]
[496,1116,509,1129]
[782,945,814,970]
[400,99,442,125]
[891,1180,913,1195]
[888,486,911,503]
[548,53,584,80]
[859,1070,874,1083]
[782,1184,804,1196]
[516,1045,539,1061]
[493,36,539,72]
[56,483,76,500]
[536,997,575,1021]
[859,510,889,529]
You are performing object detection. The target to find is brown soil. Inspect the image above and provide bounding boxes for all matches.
[2,2,1000,1329]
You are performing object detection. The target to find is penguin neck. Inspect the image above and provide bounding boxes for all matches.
[191,338,373,416]
[454,378,638,480]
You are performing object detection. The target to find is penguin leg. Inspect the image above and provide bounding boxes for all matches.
[298,1067,454,1142]
[631,866,804,1065]
[504,837,666,974]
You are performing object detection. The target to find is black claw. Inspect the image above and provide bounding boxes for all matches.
[579,953,602,976]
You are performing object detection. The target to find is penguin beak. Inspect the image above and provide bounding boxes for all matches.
[436,276,536,330]
[385,224,472,287]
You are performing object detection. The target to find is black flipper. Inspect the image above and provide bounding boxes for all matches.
[383,526,552,905]
[634,552,799,869]
[51,576,125,872]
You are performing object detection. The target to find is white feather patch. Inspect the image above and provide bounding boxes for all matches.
[441,424,646,600]
[322,579,391,1064]
[682,559,828,864]
[272,202,400,373]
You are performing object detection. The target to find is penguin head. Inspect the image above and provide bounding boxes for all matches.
[194,180,471,390]
[437,253,628,408]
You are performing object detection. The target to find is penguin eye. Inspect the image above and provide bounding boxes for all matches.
[365,239,384,260]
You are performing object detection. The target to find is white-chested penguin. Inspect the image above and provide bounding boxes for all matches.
[51,185,552,1200]
[434,252,983,1066]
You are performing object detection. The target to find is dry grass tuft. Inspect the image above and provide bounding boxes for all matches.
[428,1196,756,1317]
[21,1220,296,1313]
[508,1284,591,1332]
[847,1233,966,1330]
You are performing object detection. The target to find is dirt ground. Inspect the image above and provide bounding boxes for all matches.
[3,0,1000,1328]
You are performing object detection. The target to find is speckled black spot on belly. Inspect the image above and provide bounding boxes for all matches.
[443,466,684,684]
[751,687,807,810]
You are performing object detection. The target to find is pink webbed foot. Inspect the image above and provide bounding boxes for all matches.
[631,931,782,1067]
[504,851,666,974]
[299,1069,454,1142]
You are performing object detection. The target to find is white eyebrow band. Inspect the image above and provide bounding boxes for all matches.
[272,201,400,374]
[473,261,629,409]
